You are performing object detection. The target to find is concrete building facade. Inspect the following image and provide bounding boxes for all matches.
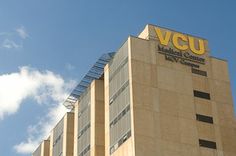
[33,140,50,156]
[49,112,74,156]
[73,79,105,156]
[104,24,236,156]
[33,24,236,156]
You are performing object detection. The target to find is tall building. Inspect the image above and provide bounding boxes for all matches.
[33,140,50,156]
[32,24,236,156]
[66,53,114,156]
[105,24,236,156]
[49,112,74,156]
[73,79,105,156]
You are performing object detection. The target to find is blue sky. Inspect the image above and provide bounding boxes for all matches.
[0,0,235,155]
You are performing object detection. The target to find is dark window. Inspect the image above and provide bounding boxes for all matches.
[192,68,207,76]
[110,105,130,128]
[199,139,217,149]
[196,114,213,124]
[193,90,211,100]
[109,57,128,81]
[109,80,129,105]
[110,130,131,154]
[78,123,90,139]
[79,145,90,156]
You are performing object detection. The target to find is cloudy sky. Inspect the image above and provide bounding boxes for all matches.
[0,0,236,156]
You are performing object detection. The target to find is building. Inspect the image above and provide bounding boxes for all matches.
[72,53,113,156]
[32,140,50,156]
[32,24,236,156]
[73,79,105,156]
[104,24,236,156]
[49,112,74,156]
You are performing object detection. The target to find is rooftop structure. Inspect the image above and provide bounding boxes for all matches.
[63,52,115,109]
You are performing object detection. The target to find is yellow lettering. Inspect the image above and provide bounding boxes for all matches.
[155,27,206,55]
[172,33,188,51]
[188,37,205,55]
[155,28,171,46]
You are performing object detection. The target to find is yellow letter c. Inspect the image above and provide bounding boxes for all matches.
[172,33,188,51]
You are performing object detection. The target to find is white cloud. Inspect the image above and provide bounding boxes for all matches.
[0,66,75,119]
[0,25,28,50]
[1,39,22,49]
[0,66,76,154]
[14,141,39,154]
[14,104,68,154]
[16,26,29,39]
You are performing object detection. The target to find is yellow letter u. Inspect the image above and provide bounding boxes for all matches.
[188,37,205,55]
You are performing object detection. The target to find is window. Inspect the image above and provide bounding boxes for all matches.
[199,139,217,149]
[53,133,62,147]
[110,130,131,154]
[109,57,128,81]
[77,89,91,156]
[109,43,131,155]
[192,68,207,76]
[78,104,89,118]
[79,145,90,156]
[78,123,90,139]
[196,114,213,124]
[193,90,211,100]
[110,105,130,128]
[109,80,129,105]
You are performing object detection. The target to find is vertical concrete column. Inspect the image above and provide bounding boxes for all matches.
[73,102,79,156]
[63,112,74,156]
[49,132,54,156]
[42,140,50,156]
[104,65,110,156]
[90,79,105,156]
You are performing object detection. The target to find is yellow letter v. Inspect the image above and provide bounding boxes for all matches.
[155,28,171,46]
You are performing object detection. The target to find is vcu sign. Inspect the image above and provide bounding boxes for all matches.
[155,28,206,55]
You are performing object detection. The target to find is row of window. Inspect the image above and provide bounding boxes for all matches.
[109,57,128,82]
[78,145,90,156]
[110,130,131,154]
[53,133,63,147]
[78,104,89,118]
[109,68,211,152]
[196,114,215,148]
[192,71,216,150]
[110,105,130,128]
[78,123,90,139]
[109,80,129,105]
